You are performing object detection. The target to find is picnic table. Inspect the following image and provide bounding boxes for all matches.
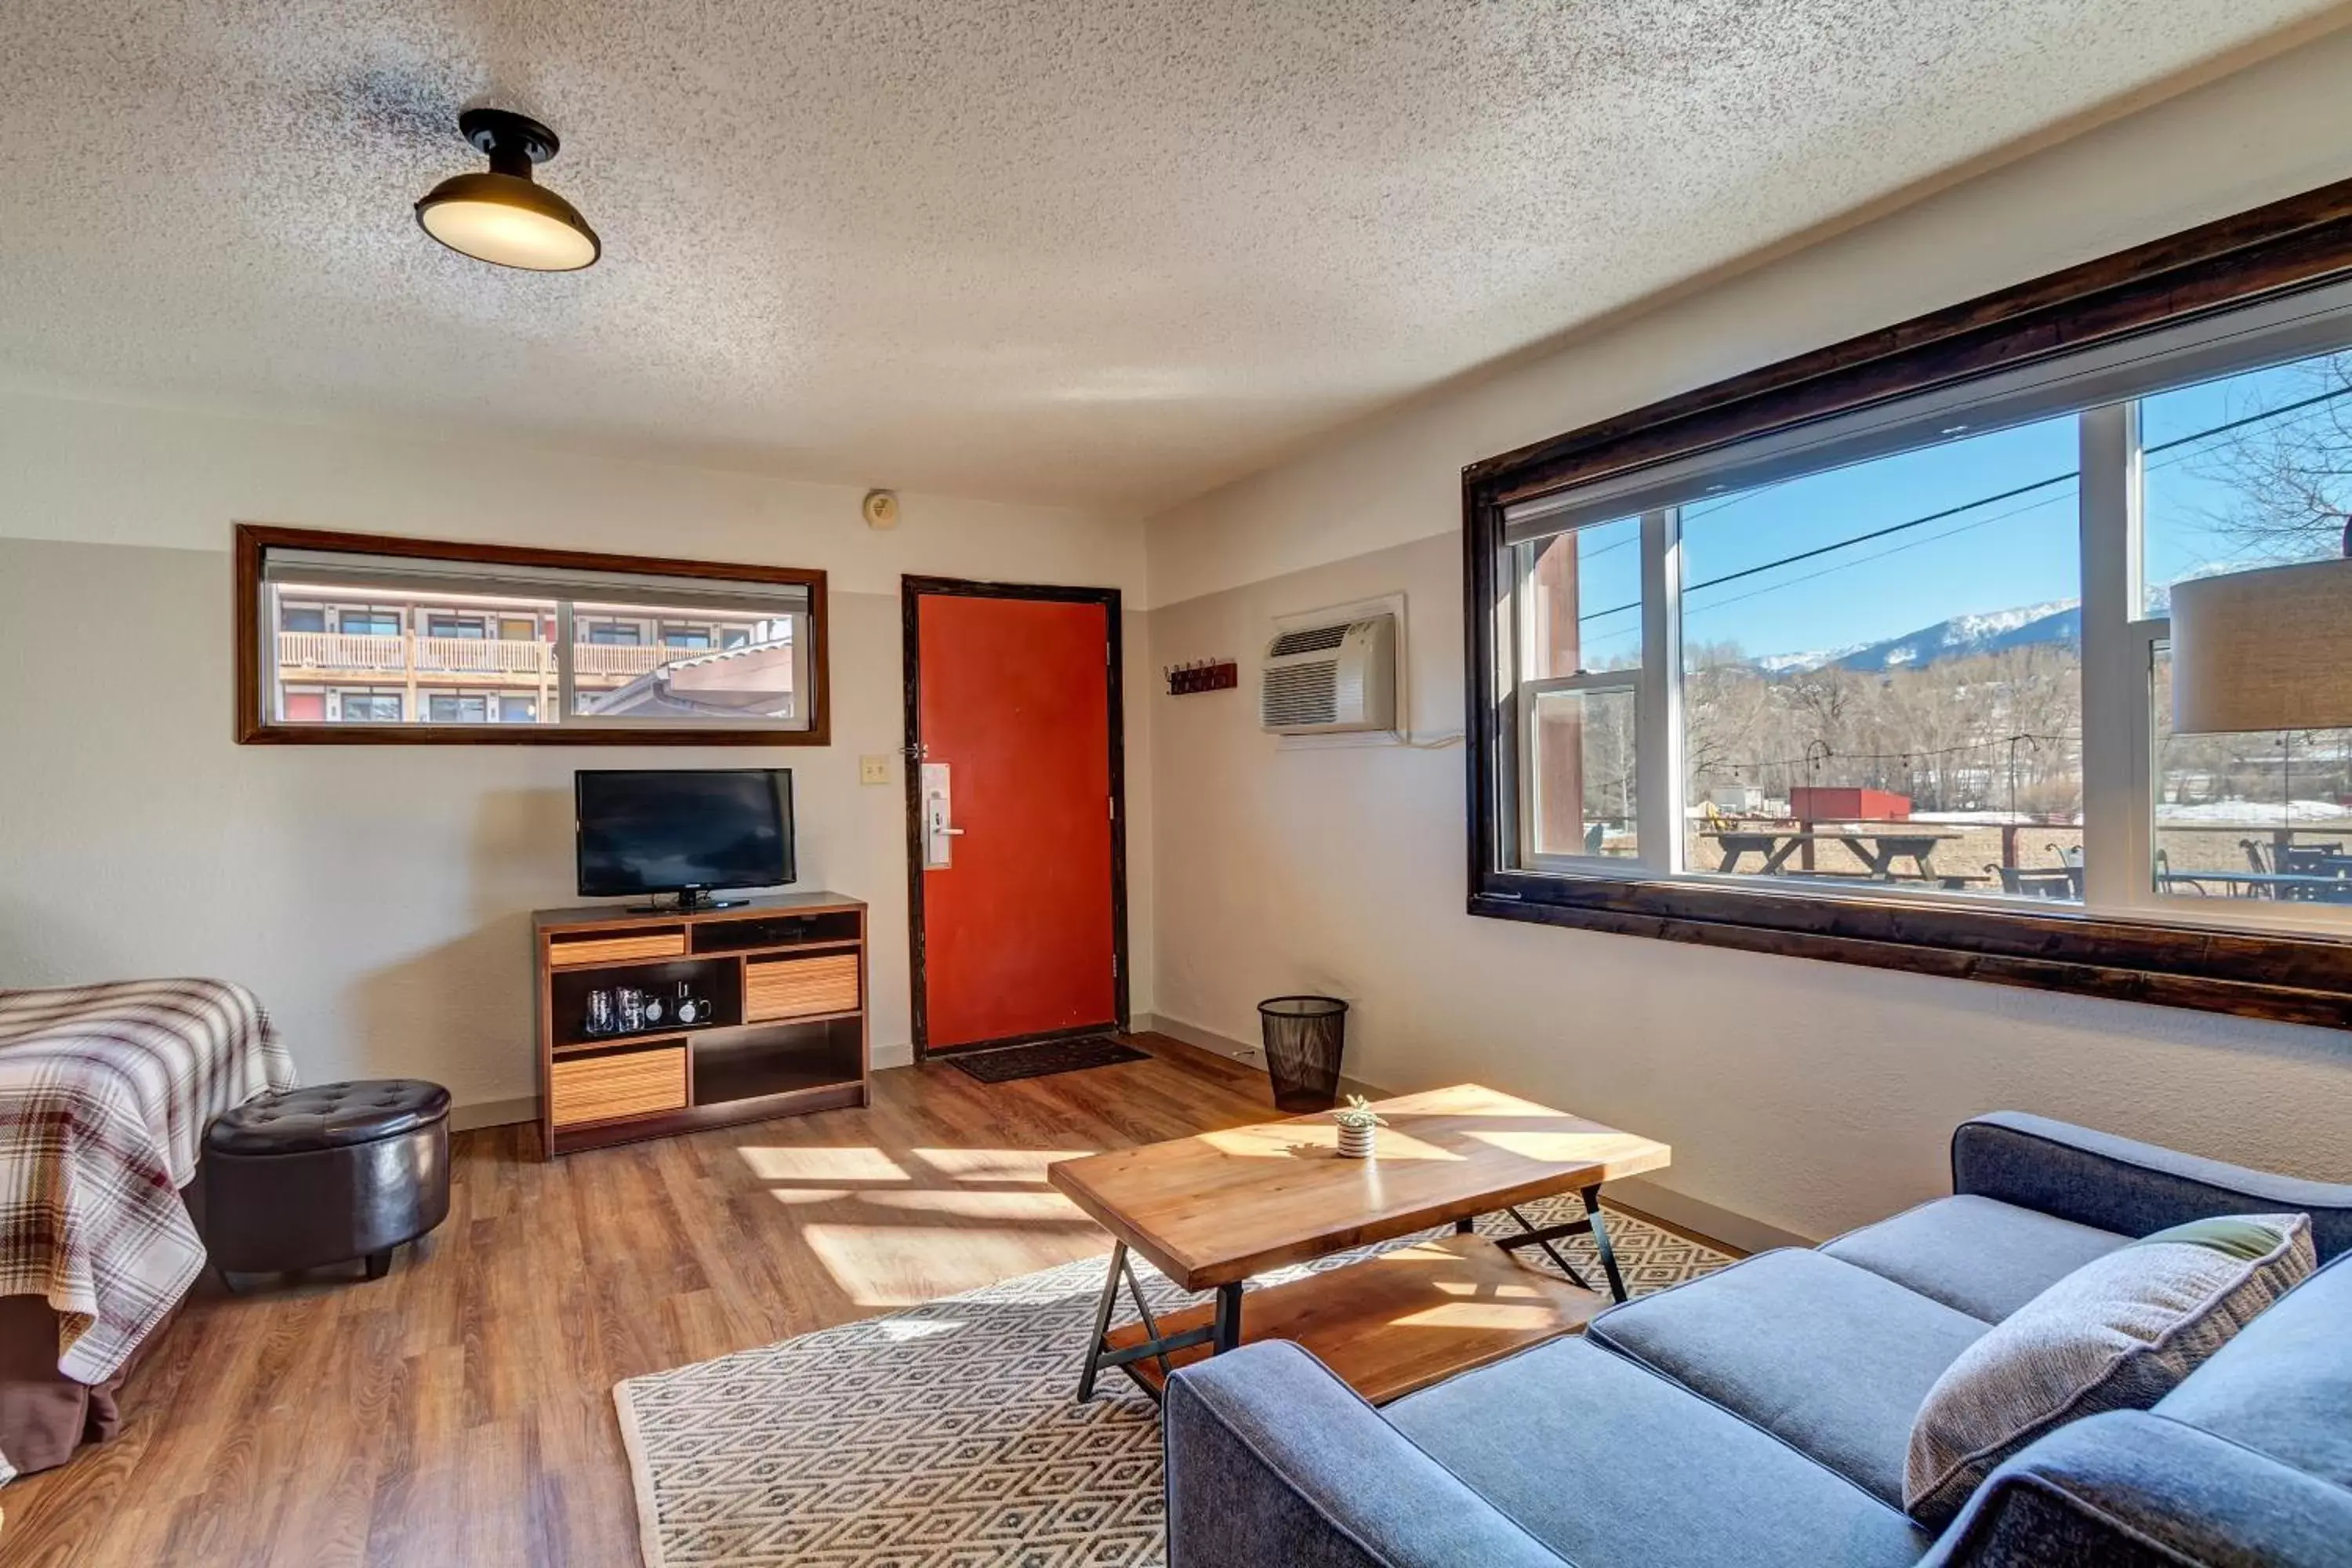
[1704,825,1968,881]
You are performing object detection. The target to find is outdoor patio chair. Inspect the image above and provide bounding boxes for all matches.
[2154,849,2217,898]
[2279,842,2344,873]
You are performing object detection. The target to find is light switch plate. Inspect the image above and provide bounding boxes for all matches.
[859,754,891,785]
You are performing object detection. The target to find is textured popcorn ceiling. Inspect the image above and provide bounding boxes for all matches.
[0,2,2337,513]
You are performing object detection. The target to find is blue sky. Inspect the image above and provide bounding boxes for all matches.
[1565,356,2340,667]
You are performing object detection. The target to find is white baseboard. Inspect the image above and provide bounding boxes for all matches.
[1139,1011,1264,1066]
[873,1040,914,1069]
[1143,1012,1399,1101]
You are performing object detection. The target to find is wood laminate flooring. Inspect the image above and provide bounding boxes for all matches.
[5,1034,1288,1566]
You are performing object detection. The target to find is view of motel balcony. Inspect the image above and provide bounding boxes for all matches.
[269,586,797,724]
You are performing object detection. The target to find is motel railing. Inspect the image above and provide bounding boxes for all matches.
[277,633,676,686]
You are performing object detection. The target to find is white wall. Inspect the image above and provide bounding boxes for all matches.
[1142,30,2352,1243]
[0,393,1153,1118]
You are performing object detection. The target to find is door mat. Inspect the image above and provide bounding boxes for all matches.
[946,1035,1148,1083]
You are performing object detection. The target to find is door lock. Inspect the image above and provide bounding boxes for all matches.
[922,762,964,868]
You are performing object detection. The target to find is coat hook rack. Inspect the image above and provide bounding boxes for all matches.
[1164,659,1239,695]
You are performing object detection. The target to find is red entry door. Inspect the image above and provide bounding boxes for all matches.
[909,583,1122,1053]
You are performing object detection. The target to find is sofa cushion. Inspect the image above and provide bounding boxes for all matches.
[1823,1196,2129,1323]
[1587,1248,1989,1506]
[1905,1212,2316,1526]
[2157,1247,2352,1487]
[1388,1337,1932,1568]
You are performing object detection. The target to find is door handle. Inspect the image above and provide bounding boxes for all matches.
[921,762,963,867]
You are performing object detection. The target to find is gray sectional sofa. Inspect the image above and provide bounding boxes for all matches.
[1163,1112,2352,1567]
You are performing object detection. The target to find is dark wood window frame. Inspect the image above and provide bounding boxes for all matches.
[234,523,831,746]
[1462,177,2352,1030]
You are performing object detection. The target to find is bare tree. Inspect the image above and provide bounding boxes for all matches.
[1682,646,2085,817]
[2190,350,2352,563]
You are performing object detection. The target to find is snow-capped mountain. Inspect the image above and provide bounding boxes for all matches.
[1749,647,1857,673]
[1749,600,2080,674]
[1834,600,2080,671]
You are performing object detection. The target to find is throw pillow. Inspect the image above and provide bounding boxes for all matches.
[1904,1210,2315,1526]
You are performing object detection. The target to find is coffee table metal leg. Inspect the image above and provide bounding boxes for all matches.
[1076,1243,1229,1403]
[1213,1282,1244,1352]
[1076,1240,1127,1401]
[1506,1203,1594,1291]
[1584,1184,1628,1303]
[1488,1187,1632,1302]
[1120,1247,1175,1384]
[1454,1215,1475,1235]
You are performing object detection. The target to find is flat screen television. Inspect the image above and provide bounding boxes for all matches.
[575,768,794,909]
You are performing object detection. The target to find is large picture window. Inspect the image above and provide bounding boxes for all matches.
[236,526,828,745]
[1465,177,2352,1025]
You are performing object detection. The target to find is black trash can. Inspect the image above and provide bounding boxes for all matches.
[1258,995,1348,1112]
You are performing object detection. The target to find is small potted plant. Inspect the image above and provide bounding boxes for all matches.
[1333,1094,1387,1159]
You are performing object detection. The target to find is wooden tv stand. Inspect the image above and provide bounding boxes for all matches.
[532,891,868,1159]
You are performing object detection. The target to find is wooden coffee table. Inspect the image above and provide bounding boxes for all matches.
[1047,1084,1670,1405]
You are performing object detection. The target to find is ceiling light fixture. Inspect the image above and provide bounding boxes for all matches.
[415,108,600,272]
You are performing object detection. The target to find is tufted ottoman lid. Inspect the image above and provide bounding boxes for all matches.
[205,1079,451,1155]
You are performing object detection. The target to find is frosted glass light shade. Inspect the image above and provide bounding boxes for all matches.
[2170,556,2352,732]
[415,172,599,272]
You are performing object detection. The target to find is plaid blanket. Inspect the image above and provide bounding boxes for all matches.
[0,980,294,1396]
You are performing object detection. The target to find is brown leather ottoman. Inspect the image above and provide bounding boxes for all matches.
[201,1080,452,1285]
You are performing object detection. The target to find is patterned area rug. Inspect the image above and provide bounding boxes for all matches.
[615,1197,1731,1567]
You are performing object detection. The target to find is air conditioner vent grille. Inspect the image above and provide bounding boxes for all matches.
[1261,660,1340,728]
[1258,610,1394,735]
[1269,624,1349,658]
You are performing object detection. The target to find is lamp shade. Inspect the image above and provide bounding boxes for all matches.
[2169,555,2352,733]
[416,171,600,271]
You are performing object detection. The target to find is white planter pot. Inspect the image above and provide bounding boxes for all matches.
[1337,1123,1375,1159]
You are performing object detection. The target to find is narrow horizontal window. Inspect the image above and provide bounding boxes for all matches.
[236,526,829,746]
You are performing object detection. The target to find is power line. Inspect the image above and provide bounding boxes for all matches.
[2141,381,2351,456]
[1577,471,2077,626]
[1573,379,2352,626]
[1688,473,2076,598]
[1686,484,2078,621]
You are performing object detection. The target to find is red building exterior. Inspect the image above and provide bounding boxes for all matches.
[1789,787,1912,822]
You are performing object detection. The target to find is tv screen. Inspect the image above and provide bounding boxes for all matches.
[575,769,794,898]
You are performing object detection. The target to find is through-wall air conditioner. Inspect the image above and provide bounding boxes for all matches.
[1260,614,1396,735]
